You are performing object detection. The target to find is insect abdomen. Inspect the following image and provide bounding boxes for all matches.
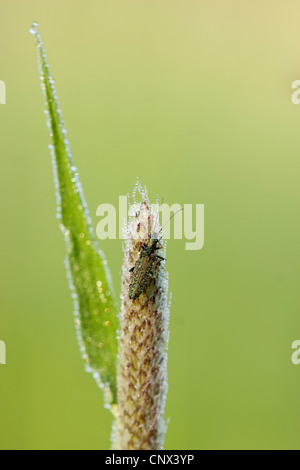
[129,256,154,300]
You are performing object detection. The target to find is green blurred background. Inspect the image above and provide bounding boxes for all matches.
[1,0,300,450]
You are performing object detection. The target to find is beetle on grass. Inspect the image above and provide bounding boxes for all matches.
[129,208,183,301]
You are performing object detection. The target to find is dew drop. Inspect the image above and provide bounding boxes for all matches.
[29,22,39,36]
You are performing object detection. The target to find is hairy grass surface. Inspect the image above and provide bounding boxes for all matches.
[116,193,169,449]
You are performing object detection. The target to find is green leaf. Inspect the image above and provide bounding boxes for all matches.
[30,23,118,406]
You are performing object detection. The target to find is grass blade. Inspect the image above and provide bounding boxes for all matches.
[30,23,118,406]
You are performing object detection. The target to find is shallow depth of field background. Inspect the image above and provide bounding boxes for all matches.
[1,0,300,450]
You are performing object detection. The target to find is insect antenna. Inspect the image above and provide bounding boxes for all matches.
[153,198,164,234]
[157,208,183,243]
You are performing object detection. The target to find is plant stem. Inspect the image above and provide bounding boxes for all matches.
[116,195,169,450]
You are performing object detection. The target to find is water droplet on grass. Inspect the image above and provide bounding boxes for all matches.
[29,22,39,35]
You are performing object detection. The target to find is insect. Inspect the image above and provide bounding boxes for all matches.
[129,208,183,301]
